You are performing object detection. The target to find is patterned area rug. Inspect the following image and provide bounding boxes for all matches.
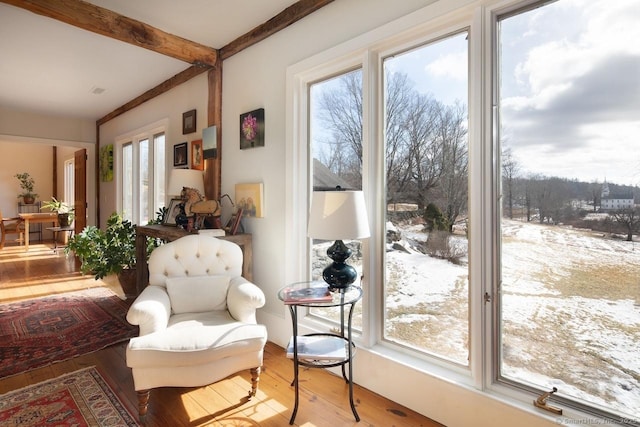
[0,366,139,426]
[0,287,138,378]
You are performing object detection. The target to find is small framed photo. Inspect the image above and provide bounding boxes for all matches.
[191,139,203,170]
[183,109,196,134]
[173,142,188,167]
[164,198,183,226]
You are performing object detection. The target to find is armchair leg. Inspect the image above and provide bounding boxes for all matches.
[137,390,150,423]
[249,366,261,399]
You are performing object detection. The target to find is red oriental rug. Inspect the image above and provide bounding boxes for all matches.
[0,287,138,378]
[0,366,139,426]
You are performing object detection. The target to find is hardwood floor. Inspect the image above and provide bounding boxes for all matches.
[0,241,444,426]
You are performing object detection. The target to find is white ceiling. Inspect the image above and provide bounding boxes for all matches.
[0,0,298,120]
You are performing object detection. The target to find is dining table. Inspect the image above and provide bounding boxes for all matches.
[18,212,58,251]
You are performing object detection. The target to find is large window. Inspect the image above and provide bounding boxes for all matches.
[497,0,639,420]
[294,0,639,423]
[309,68,364,329]
[383,32,469,365]
[120,131,165,224]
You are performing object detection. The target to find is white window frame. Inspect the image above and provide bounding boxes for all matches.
[115,119,168,224]
[287,0,635,424]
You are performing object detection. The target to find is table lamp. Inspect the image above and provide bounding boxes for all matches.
[167,169,204,197]
[308,188,370,290]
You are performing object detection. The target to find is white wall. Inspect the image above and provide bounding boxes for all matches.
[0,107,96,228]
[98,73,208,227]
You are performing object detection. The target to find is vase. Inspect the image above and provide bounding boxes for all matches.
[58,213,70,227]
[22,196,35,204]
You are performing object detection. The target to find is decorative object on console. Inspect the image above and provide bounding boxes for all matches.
[14,172,37,204]
[191,139,203,170]
[173,142,188,167]
[164,198,183,226]
[308,187,370,290]
[224,208,243,235]
[239,108,265,149]
[182,109,196,134]
[235,182,264,218]
[167,168,204,229]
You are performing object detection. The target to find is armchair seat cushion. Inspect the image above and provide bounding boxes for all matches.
[127,310,267,368]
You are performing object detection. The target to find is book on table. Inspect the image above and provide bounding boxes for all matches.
[286,335,348,360]
[282,285,332,304]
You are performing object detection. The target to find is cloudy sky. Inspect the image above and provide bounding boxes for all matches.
[499,0,640,187]
[389,0,640,187]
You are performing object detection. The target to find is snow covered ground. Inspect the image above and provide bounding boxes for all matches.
[385,219,639,418]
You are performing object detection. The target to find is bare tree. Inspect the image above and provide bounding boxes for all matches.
[317,71,363,188]
[385,72,417,205]
[502,147,520,219]
[611,208,640,241]
[405,94,442,210]
[436,101,468,231]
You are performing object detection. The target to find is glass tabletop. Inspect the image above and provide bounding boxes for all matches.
[278,281,362,307]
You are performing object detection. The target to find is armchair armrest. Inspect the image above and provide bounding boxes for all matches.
[126,285,171,336]
[227,277,266,323]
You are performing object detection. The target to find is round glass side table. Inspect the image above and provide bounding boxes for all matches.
[278,281,362,424]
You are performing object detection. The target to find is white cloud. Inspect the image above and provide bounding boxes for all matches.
[425,51,467,81]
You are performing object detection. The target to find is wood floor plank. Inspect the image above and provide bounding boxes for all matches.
[0,242,444,426]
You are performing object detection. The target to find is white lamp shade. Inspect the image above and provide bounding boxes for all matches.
[308,190,370,240]
[168,169,204,196]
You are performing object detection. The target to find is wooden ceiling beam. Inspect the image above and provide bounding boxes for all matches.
[220,0,335,60]
[97,65,209,125]
[0,0,218,66]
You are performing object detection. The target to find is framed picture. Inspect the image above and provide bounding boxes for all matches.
[224,208,244,235]
[164,198,183,226]
[191,139,203,170]
[202,125,217,159]
[183,109,196,134]
[235,183,264,218]
[173,142,188,167]
[100,144,113,182]
[239,108,265,149]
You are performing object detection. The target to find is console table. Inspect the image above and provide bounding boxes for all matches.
[135,225,253,295]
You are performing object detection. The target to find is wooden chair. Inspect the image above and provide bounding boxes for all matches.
[0,210,24,249]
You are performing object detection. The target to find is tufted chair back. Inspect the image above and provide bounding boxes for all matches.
[148,234,243,287]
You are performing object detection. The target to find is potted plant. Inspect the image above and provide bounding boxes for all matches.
[15,172,38,204]
[41,197,75,227]
[65,211,164,298]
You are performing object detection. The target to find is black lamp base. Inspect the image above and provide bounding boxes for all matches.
[322,240,358,290]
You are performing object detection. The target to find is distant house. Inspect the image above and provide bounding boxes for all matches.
[600,181,635,211]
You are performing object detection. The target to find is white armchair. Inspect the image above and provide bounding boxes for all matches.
[126,234,267,421]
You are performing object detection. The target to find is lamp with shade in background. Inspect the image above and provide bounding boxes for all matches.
[308,187,370,291]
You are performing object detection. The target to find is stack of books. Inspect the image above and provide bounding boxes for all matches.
[282,286,333,304]
[286,335,348,360]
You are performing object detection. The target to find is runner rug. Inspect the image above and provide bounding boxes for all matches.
[0,366,139,426]
[0,287,138,378]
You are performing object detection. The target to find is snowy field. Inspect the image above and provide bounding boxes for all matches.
[385,219,640,418]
